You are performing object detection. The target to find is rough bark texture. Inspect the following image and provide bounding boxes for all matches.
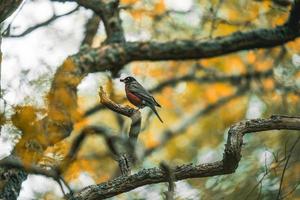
[68,116,300,200]
[0,156,27,200]
[69,23,300,74]
[1,0,300,199]
[99,87,141,175]
[0,168,27,200]
[81,14,100,46]
[0,0,23,23]
[44,0,300,146]
[0,1,27,199]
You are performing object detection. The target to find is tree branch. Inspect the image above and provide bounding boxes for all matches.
[4,6,79,38]
[0,156,72,197]
[61,126,114,168]
[276,136,300,199]
[72,24,300,74]
[58,0,125,44]
[81,13,100,46]
[0,1,27,197]
[0,0,23,23]
[43,0,300,147]
[83,69,272,118]
[145,85,248,157]
[287,0,300,29]
[67,116,300,199]
[99,86,141,142]
[98,86,141,175]
[0,156,27,200]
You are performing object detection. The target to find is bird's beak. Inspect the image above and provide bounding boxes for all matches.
[120,79,124,82]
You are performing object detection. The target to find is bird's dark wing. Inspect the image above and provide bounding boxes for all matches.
[129,82,161,107]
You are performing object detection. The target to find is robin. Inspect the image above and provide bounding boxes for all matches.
[120,76,163,123]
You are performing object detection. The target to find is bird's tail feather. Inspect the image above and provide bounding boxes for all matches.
[151,106,163,123]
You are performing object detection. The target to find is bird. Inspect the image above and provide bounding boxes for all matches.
[120,76,163,123]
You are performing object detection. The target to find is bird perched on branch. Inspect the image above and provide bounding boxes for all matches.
[120,76,163,123]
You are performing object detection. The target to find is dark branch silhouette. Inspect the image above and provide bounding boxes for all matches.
[67,116,300,199]
[4,6,79,38]
[0,0,23,23]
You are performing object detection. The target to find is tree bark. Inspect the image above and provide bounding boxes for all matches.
[0,1,27,199]
[0,0,23,23]
[68,116,300,200]
[0,156,27,200]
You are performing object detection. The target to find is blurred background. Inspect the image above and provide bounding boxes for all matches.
[0,0,300,199]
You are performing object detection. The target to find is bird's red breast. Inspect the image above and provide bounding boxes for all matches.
[125,86,143,107]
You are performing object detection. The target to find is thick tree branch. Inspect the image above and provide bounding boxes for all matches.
[0,0,23,23]
[44,1,300,146]
[0,156,72,198]
[0,35,2,102]
[58,0,125,44]
[94,0,125,44]
[0,156,27,200]
[287,0,300,29]
[73,25,300,74]
[0,1,26,197]
[1,0,298,199]
[0,157,59,179]
[67,116,300,200]
[81,14,100,46]
[51,0,300,75]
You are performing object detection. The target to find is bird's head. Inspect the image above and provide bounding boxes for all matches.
[120,76,136,84]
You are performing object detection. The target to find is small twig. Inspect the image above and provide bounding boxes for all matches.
[4,6,79,38]
[280,182,300,199]
[61,125,127,171]
[244,148,289,200]
[62,126,108,166]
[209,0,224,38]
[276,136,300,199]
[145,85,247,157]
[56,177,67,196]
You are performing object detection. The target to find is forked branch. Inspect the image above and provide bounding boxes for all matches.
[98,86,141,175]
[68,115,300,200]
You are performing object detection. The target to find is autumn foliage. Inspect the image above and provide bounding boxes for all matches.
[0,0,300,199]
